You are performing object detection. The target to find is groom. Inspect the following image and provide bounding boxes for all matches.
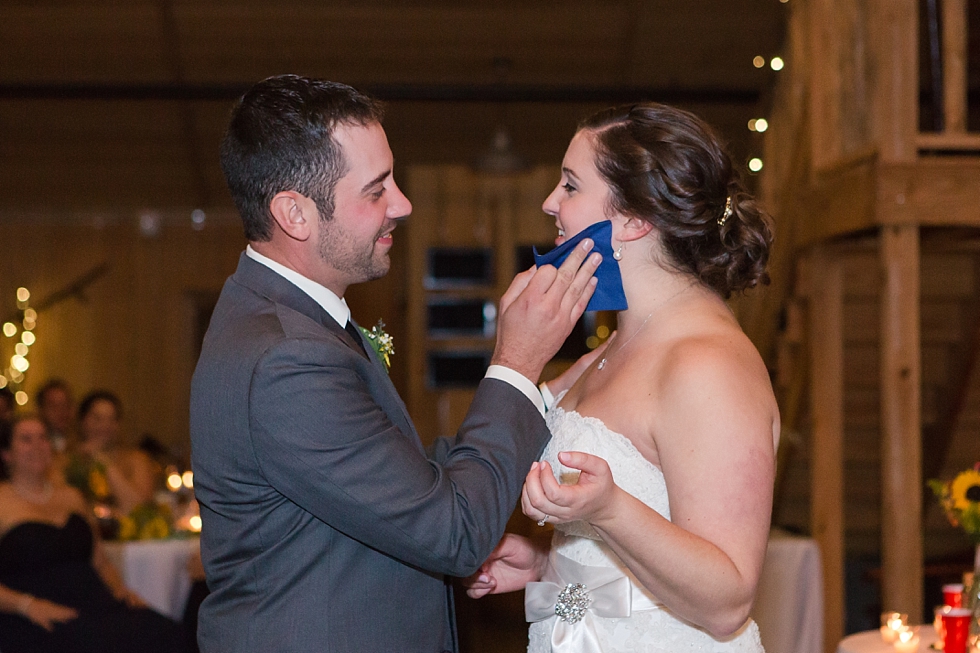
[190,75,600,653]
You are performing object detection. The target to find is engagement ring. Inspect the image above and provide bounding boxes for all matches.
[537,515,549,526]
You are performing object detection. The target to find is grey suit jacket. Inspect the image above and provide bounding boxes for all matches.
[190,254,550,652]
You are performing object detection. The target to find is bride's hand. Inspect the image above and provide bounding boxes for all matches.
[522,453,621,526]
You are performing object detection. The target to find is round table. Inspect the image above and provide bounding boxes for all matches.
[103,537,200,620]
[837,625,937,653]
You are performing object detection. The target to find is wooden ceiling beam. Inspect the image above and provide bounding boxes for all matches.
[0,82,762,104]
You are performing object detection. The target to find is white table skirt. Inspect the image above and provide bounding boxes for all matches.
[103,538,200,620]
[750,530,824,653]
[837,626,937,653]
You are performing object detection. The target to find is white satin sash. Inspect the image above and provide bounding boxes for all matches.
[525,552,662,653]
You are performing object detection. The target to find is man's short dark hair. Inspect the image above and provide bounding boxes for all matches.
[78,389,123,422]
[220,75,385,241]
[36,378,70,408]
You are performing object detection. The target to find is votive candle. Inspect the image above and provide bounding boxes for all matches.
[881,612,908,644]
[894,627,920,653]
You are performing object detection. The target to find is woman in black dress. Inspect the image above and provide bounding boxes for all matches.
[0,415,184,653]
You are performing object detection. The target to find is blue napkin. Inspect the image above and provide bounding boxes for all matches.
[533,220,627,312]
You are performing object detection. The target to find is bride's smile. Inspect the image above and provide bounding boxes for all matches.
[543,130,622,247]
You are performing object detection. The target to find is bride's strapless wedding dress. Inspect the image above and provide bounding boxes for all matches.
[526,401,765,653]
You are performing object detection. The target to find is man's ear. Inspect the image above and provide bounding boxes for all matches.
[619,216,654,242]
[269,191,315,242]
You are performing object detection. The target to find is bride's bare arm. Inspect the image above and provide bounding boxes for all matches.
[523,341,777,638]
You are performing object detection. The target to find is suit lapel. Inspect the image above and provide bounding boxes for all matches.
[233,253,368,360]
[348,318,419,450]
[233,253,420,449]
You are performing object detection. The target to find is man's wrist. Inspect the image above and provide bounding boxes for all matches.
[485,365,546,416]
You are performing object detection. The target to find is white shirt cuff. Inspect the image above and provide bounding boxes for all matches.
[485,365,546,417]
[538,382,556,412]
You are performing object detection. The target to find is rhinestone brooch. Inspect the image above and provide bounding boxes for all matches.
[554,583,592,624]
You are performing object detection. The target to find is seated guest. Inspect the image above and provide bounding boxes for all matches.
[65,391,158,515]
[36,379,74,454]
[0,416,184,653]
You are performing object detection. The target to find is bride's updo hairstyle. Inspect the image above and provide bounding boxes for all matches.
[580,103,772,299]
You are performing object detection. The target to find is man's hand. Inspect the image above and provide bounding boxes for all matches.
[462,533,550,598]
[491,239,600,382]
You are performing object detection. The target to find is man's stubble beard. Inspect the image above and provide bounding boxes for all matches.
[316,216,390,286]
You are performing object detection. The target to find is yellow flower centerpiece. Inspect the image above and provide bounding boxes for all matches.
[930,463,980,546]
[930,462,980,615]
[116,503,174,541]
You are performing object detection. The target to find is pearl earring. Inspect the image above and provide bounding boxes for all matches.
[613,244,623,261]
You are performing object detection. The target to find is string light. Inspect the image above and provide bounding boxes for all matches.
[770,57,785,71]
[1,287,37,402]
[753,56,766,68]
[748,157,765,173]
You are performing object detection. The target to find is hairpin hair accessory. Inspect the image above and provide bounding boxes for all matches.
[717,196,733,226]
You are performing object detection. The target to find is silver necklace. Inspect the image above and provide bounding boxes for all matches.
[596,283,693,371]
[597,310,656,370]
[11,480,54,504]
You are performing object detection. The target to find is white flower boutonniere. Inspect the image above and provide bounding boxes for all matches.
[359,320,394,373]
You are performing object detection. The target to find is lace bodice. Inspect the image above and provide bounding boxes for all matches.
[527,402,764,653]
[542,402,669,552]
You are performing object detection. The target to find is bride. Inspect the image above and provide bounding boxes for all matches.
[465,103,779,652]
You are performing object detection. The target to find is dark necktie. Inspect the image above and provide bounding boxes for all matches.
[345,320,368,357]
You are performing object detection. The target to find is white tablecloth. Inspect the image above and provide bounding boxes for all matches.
[837,626,937,653]
[103,538,200,620]
[750,530,824,653]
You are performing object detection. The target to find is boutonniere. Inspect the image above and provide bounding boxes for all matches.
[359,319,394,373]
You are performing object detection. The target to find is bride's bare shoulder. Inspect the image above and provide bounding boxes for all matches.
[651,322,774,412]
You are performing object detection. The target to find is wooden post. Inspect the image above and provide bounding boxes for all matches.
[879,224,923,618]
[942,0,967,133]
[807,247,845,653]
[870,0,918,163]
